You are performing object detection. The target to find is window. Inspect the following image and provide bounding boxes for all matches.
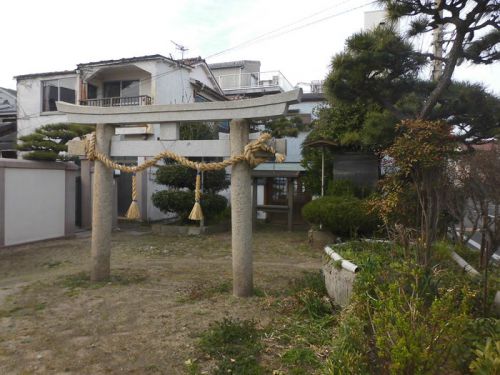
[103,80,139,98]
[42,77,76,112]
[87,84,98,99]
[194,93,209,102]
[271,177,288,202]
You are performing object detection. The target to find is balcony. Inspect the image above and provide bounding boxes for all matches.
[80,95,153,107]
[215,71,294,95]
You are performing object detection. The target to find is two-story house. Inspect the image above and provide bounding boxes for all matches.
[16,54,225,137]
[15,54,226,225]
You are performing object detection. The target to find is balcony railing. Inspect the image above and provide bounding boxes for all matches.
[215,71,294,92]
[80,95,153,107]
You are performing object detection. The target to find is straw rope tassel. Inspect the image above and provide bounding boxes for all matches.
[125,173,141,220]
[188,170,203,221]
[84,131,285,221]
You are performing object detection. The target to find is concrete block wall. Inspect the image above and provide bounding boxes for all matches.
[0,159,78,248]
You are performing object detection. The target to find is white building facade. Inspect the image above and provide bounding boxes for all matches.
[15,55,226,224]
[15,55,225,137]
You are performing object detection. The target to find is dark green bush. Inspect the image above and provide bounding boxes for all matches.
[327,179,372,199]
[301,195,379,238]
[155,165,229,193]
[151,190,227,223]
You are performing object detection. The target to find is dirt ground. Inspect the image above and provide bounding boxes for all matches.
[0,224,322,374]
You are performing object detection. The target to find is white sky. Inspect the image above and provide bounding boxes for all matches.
[1,0,499,95]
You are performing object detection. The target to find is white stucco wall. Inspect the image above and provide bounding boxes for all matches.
[145,165,172,221]
[288,101,322,120]
[154,63,193,105]
[4,168,66,245]
[190,65,216,89]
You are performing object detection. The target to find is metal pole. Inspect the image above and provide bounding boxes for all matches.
[230,118,253,297]
[432,0,444,81]
[321,146,325,197]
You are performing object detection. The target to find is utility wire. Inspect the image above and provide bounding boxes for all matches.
[205,0,357,59]
[17,1,375,120]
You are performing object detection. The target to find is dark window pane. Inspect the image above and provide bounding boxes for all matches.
[87,84,98,99]
[103,82,120,98]
[59,77,76,104]
[271,177,287,202]
[195,94,209,102]
[42,80,58,112]
[121,80,139,97]
[60,87,75,104]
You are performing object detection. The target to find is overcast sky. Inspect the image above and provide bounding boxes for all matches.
[2,0,499,95]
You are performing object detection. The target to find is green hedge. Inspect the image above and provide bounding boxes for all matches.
[301,195,379,238]
[151,190,227,223]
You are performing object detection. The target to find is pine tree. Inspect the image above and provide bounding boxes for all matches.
[17,123,94,161]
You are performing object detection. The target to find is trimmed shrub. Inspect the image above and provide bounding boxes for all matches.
[155,165,229,193]
[327,179,372,199]
[151,190,227,223]
[301,195,379,238]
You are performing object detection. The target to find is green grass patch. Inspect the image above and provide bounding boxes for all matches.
[197,317,264,375]
[58,269,147,295]
[0,301,47,318]
[181,279,268,302]
[263,271,336,373]
[282,347,320,374]
[181,279,232,301]
[42,260,63,269]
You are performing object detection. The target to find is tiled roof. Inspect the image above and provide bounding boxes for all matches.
[0,87,16,97]
[180,56,206,66]
[301,92,326,101]
[14,70,77,80]
[77,54,174,67]
[208,60,260,69]
[15,54,182,80]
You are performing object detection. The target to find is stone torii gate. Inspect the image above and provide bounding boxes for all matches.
[57,89,301,297]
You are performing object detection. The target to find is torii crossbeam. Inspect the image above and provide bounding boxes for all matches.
[57,89,302,297]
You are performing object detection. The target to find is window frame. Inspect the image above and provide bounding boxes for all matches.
[41,77,76,113]
[103,80,140,99]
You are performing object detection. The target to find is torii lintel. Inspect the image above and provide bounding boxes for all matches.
[56,89,302,125]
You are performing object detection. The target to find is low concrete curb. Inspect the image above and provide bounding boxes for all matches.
[323,245,359,307]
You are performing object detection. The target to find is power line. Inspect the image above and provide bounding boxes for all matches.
[206,0,377,59]
[205,0,356,59]
[17,1,375,119]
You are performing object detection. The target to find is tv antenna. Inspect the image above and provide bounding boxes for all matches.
[171,40,189,60]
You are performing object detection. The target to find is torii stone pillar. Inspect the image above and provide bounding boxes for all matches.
[58,89,302,288]
[90,123,114,281]
[230,119,253,297]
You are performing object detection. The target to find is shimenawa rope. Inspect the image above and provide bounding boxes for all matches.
[84,132,285,220]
